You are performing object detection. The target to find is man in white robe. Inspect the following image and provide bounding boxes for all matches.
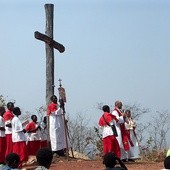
[112,101,130,160]
[47,95,71,156]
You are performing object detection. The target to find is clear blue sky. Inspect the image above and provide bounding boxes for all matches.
[0,0,170,124]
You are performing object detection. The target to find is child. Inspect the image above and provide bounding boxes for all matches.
[163,156,170,170]
[2,153,20,170]
[103,152,128,170]
[25,115,41,156]
[12,107,28,168]
[0,106,6,164]
[3,102,14,156]
[98,105,120,158]
[35,148,53,170]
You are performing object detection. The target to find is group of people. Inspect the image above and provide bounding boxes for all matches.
[99,100,140,169]
[1,147,53,170]
[0,95,71,168]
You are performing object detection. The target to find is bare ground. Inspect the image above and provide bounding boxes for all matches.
[24,156,164,170]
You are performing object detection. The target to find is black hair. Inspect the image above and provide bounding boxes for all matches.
[31,114,37,120]
[5,153,20,168]
[164,156,170,169]
[125,110,131,113]
[50,95,57,101]
[36,148,53,168]
[102,105,110,113]
[103,152,117,168]
[43,116,47,123]
[7,102,14,109]
[13,107,21,115]
[0,106,5,115]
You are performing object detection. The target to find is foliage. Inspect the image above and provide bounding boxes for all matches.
[35,106,46,121]
[147,110,170,151]
[140,147,167,162]
[123,103,150,120]
[0,95,6,107]
[94,126,102,155]
[67,113,97,153]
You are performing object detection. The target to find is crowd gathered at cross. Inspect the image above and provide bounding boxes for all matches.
[1,98,170,170]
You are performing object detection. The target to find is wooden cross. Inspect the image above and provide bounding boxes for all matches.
[34,4,65,105]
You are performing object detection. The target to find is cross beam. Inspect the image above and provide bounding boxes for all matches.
[34,31,65,53]
[34,4,65,105]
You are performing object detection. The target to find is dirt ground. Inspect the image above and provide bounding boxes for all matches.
[24,157,164,170]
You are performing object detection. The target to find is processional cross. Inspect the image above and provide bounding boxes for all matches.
[34,4,65,105]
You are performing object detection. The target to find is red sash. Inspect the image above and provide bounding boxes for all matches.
[99,112,118,126]
[114,108,130,151]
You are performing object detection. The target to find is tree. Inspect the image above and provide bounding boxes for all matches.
[148,110,170,151]
[0,95,6,107]
[67,113,96,153]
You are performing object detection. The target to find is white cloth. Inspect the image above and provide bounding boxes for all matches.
[4,120,12,135]
[0,116,5,137]
[112,109,127,160]
[11,116,26,142]
[49,108,71,151]
[125,118,140,159]
[26,123,41,141]
[40,122,48,141]
[102,119,117,138]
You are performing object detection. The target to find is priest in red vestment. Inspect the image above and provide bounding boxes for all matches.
[112,101,130,160]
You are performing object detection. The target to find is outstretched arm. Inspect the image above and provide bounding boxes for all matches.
[117,157,128,170]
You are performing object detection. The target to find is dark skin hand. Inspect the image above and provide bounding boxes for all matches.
[23,129,26,133]
[115,156,128,170]
[0,127,5,131]
[5,123,12,128]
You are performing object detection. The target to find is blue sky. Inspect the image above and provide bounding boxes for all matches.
[0,0,170,124]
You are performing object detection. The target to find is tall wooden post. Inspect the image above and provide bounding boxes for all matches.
[34,3,65,148]
[45,4,54,105]
[35,4,65,105]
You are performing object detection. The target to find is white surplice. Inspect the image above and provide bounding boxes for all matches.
[112,109,127,160]
[49,108,71,151]
[125,118,140,159]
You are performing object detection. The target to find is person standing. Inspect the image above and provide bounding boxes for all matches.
[3,102,14,156]
[0,106,6,164]
[25,115,41,156]
[98,105,121,158]
[47,95,71,156]
[111,101,130,160]
[124,109,140,160]
[12,107,28,168]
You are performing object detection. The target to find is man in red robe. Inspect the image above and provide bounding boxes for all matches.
[98,105,120,158]
[3,102,14,156]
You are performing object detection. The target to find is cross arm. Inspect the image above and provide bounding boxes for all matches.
[34,31,65,53]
